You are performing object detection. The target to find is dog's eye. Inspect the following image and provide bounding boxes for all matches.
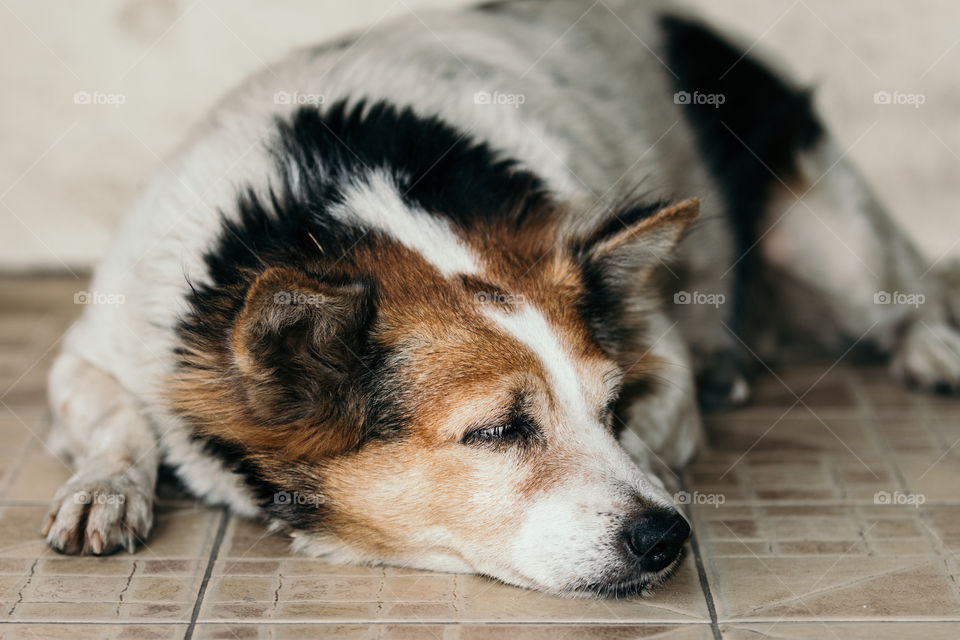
[463,414,538,447]
[470,424,511,441]
[599,396,618,428]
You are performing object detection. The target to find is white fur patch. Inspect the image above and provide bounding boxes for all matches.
[329,170,479,277]
[484,306,594,430]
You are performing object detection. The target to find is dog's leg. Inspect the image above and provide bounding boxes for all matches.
[617,315,703,476]
[761,138,960,392]
[43,350,157,554]
[671,216,751,411]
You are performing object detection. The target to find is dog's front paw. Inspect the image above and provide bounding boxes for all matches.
[890,320,960,394]
[41,472,154,555]
[695,350,751,411]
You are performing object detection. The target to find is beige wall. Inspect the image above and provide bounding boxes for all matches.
[2,0,958,271]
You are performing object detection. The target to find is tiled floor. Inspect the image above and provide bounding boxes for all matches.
[0,274,958,639]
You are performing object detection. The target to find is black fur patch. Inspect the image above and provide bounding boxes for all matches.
[272,100,550,229]
[574,201,666,359]
[659,14,824,331]
[193,435,331,530]
[578,258,624,355]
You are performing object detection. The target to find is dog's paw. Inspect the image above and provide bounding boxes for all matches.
[890,320,960,394]
[41,473,154,555]
[696,350,751,411]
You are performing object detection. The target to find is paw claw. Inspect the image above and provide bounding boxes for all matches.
[40,514,54,537]
[43,474,154,556]
[89,530,104,555]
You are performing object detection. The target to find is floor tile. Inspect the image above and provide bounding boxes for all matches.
[701,408,881,464]
[0,624,187,639]
[721,622,960,639]
[922,507,960,553]
[2,445,73,502]
[0,503,217,623]
[706,555,960,621]
[219,516,296,559]
[894,455,960,504]
[456,556,708,623]
[191,624,714,639]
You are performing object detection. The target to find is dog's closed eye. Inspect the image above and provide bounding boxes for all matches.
[462,413,540,448]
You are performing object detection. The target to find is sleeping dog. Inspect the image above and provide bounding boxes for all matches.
[43,0,960,597]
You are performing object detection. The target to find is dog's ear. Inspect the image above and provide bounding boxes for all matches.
[577,198,699,284]
[232,266,373,429]
[574,198,699,353]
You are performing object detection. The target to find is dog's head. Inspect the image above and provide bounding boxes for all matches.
[171,103,698,596]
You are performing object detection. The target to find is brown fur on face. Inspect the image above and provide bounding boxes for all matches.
[167,196,698,578]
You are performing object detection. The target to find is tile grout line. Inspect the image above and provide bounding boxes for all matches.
[843,372,889,559]
[680,473,723,640]
[184,507,230,640]
[690,525,723,639]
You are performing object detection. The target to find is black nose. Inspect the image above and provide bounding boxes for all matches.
[624,510,690,572]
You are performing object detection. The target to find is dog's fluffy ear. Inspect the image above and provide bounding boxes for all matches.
[575,198,699,355]
[232,266,373,428]
[577,198,700,282]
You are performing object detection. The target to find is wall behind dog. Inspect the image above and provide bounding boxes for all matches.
[1,0,957,271]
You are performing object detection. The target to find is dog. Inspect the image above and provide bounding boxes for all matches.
[43,0,960,597]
